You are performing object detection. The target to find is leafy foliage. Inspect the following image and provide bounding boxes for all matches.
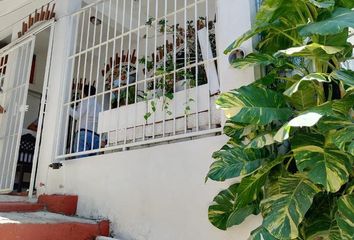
[207,0,354,239]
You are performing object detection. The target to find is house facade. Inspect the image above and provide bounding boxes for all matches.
[0,0,262,239]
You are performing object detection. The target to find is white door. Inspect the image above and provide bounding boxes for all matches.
[0,37,36,194]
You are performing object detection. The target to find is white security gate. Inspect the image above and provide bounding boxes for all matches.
[0,37,36,194]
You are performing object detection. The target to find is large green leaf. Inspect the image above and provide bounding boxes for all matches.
[208,147,269,181]
[307,0,335,8]
[236,157,284,209]
[223,120,247,139]
[230,53,286,69]
[336,194,354,239]
[330,69,354,87]
[288,81,319,111]
[249,226,278,240]
[208,184,258,230]
[225,24,269,54]
[247,132,275,149]
[337,0,354,8]
[261,174,320,240]
[275,43,344,59]
[225,0,302,53]
[301,194,341,240]
[300,8,354,36]
[292,133,351,192]
[330,126,354,155]
[216,86,292,125]
[274,112,324,142]
[317,116,353,133]
[284,73,329,97]
[275,93,354,142]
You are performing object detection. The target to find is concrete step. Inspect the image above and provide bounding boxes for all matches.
[0,211,109,240]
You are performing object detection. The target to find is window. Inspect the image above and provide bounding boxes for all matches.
[57,0,221,159]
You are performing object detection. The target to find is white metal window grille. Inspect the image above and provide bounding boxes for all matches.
[0,37,36,193]
[57,0,221,159]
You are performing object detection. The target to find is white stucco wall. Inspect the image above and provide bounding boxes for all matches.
[61,135,262,240]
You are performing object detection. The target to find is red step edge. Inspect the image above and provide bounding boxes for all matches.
[0,219,110,240]
[0,202,45,212]
[38,194,78,216]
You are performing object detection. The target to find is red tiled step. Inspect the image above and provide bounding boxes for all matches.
[0,211,109,240]
[38,194,78,216]
[0,202,44,212]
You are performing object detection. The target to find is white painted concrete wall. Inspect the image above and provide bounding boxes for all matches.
[61,135,262,240]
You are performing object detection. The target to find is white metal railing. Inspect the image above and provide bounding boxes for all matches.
[56,0,221,159]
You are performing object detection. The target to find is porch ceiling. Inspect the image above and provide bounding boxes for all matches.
[0,0,52,42]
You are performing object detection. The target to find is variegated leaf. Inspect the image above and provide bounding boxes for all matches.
[301,194,341,240]
[317,116,352,134]
[275,43,344,60]
[216,86,292,125]
[208,147,269,181]
[275,93,354,142]
[236,157,283,209]
[249,226,278,240]
[292,133,350,192]
[208,184,258,230]
[336,194,354,239]
[284,73,329,97]
[307,0,335,8]
[247,133,275,149]
[261,174,320,240]
[223,120,247,139]
[300,8,354,36]
[230,53,286,69]
[330,126,354,155]
[330,69,354,87]
[288,81,319,111]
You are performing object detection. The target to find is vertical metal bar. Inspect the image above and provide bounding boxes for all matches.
[96,1,106,148]
[89,5,99,149]
[184,0,188,134]
[82,7,93,152]
[70,11,85,154]
[133,0,142,143]
[172,0,177,136]
[61,14,80,156]
[115,0,127,146]
[206,0,212,130]
[194,0,199,132]
[142,0,150,142]
[123,0,134,145]
[91,4,102,150]
[152,0,159,139]
[162,0,167,137]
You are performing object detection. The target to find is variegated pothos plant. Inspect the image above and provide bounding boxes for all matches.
[207,0,354,239]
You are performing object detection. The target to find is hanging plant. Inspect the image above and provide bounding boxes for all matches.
[207,0,354,239]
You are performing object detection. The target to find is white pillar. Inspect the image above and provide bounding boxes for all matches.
[216,0,256,93]
[36,0,81,196]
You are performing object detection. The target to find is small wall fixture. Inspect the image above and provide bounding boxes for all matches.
[49,162,63,169]
[228,48,245,64]
[90,16,102,26]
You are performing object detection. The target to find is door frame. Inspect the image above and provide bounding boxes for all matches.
[0,19,56,196]
[26,21,56,198]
